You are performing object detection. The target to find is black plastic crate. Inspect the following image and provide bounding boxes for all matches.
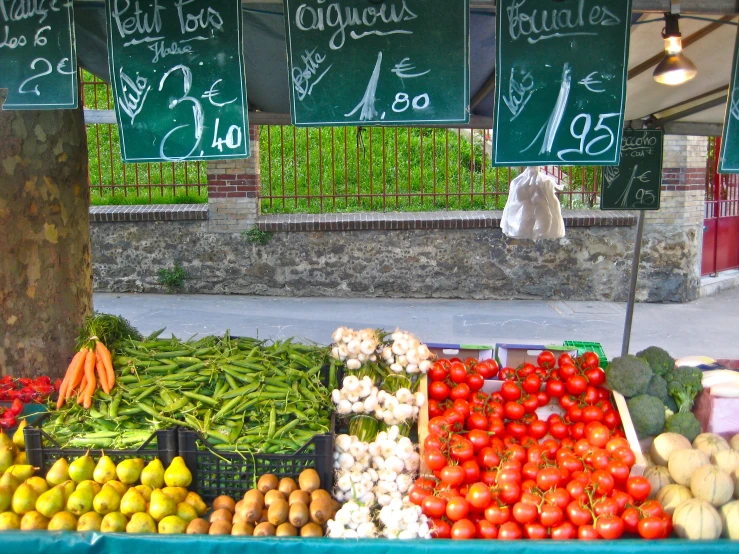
[24,426,178,474]
[179,426,334,502]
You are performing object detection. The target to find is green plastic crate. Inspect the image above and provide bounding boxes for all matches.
[563,341,609,369]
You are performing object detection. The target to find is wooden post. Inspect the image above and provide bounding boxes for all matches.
[0,92,92,378]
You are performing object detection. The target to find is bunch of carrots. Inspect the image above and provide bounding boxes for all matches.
[56,341,116,409]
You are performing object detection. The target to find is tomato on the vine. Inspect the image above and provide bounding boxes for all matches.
[566,500,592,526]
[467,412,489,432]
[446,497,471,522]
[504,401,525,420]
[424,447,447,471]
[566,375,588,395]
[476,519,498,539]
[429,381,451,401]
[466,372,485,392]
[626,476,651,502]
[498,521,523,540]
[476,360,499,379]
[430,518,452,539]
[537,351,557,370]
[440,465,466,487]
[585,367,606,386]
[536,467,561,490]
[421,495,447,518]
[522,374,542,394]
[501,381,522,401]
[546,379,565,398]
[450,383,472,401]
[595,514,624,539]
[580,352,601,371]
[467,482,493,510]
[551,521,576,540]
[429,362,449,382]
[478,447,501,470]
[450,362,469,384]
[450,518,476,539]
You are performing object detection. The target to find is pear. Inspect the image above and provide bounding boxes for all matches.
[0,511,21,530]
[0,447,14,473]
[14,451,27,465]
[184,491,207,516]
[48,511,77,531]
[69,452,95,483]
[140,459,165,489]
[134,484,152,502]
[164,457,192,488]
[20,510,49,530]
[45,458,70,487]
[176,502,198,523]
[77,511,103,531]
[0,432,16,455]
[11,482,39,515]
[162,486,188,504]
[25,476,49,495]
[148,488,176,522]
[12,420,27,451]
[67,486,94,516]
[0,472,20,494]
[93,455,117,484]
[0,485,12,512]
[100,512,128,532]
[93,485,121,515]
[158,514,187,534]
[104,480,128,497]
[35,484,65,518]
[116,458,144,485]
[120,487,146,517]
[76,480,101,496]
[60,480,76,503]
[126,512,157,534]
[7,465,36,481]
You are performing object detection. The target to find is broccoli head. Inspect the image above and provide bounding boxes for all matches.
[646,374,670,405]
[635,346,675,376]
[627,394,666,439]
[605,355,653,398]
[665,411,702,442]
[666,366,704,413]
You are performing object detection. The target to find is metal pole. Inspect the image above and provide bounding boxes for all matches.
[621,210,646,356]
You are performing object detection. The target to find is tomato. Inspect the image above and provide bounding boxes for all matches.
[429,362,449,382]
[452,398,471,418]
[430,518,452,539]
[450,383,472,401]
[484,504,510,525]
[409,484,432,506]
[498,482,521,505]
[446,497,471,522]
[593,497,620,517]
[487,401,504,419]
[450,437,475,463]
[590,470,615,495]
[440,465,466,487]
[611,490,634,513]
[578,524,599,540]
[423,447,447,471]
[638,500,664,519]
[603,409,621,430]
[580,352,600,371]
[605,436,630,455]
[429,381,451,401]
[467,482,493,510]
[487,416,505,436]
[522,461,539,481]
[559,362,578,379]
[565,375,588,395]
[428,399,445,419]
[476,360,498,379]
[438,486,461,501]
[506,444,527,464]
[535,467,561,490]
[545,379,565,398]
[559,455,583,474]
[445,409,466,428]
[551,521,576,540]
[590,449,610,471]
[544,487,571,510]
[450,362,469,384]
[504,401,525,420]
[660,514,673,538]
[528,419,549,440]
[521,395,539,414]
[462,460,481,485]
[501,381,522,402]
[566,500,593,526]
[465,412,487,433]
[466,372,485,392]
[631,515,663,539]
[481,470,497,486]
[537,351,557,370]
[451,518,476,539]
[549,421,570,439]
[511,501,537,524]
[626,476,651,502]
[586,423,610,448]
[606,459,630,484]
[596,514,624,539]
[568,405,583,423]
[584,367,605,386]
[613,446,636,467]
[499,367,516,381]
[539,503,564,527]
[523,522,547,539]
[476,519,499,539]
[581,405,604,424]
[522,374,542,394]
[583,386,600,405]
[506,421,528,439]
[574,438,592,457]
[421,495,447,518]
[498,521,523,540]
[559,394,578,411]
[621,507,641,534]
[558,352,574,367]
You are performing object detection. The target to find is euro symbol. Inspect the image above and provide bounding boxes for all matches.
[578,72,605,93]
[391,58,430,79]
[201,79,237,107]
[636,170,651,183]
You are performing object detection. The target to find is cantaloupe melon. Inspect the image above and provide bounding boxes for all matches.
[672,499,722,540]
[651,433,692,466]
[732,468,739,500]
[668,449,711,486]
[656,484,693,515]
[713,450,739,475]
[690,465,734,507]
[693,433,730,459]
[730,434,739,452]
[719,500,739,539]
[644,466,674,499]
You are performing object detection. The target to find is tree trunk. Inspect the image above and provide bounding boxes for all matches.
[0,91,92,378]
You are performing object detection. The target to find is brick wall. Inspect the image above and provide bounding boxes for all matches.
[206,125,260,233]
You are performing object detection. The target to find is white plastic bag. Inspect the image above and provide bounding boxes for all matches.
[500,166,565,240]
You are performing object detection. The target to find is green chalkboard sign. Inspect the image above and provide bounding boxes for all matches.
[494,0,632,167]
[107,0,249,162]
[600,129,663,211]
[720,31,739,173]
[0,0,78,110]
[283,0,469,127]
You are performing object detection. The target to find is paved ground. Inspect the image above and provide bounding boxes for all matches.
[94,287,739,361]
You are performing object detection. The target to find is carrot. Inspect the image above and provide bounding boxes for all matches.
[67,347,88,393]
[96,342,116,392]
[95,355,109,394]
[81,350,96,410]
[76,375,87,404]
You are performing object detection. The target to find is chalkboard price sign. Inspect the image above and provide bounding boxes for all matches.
[107,0,250,162]
[283,0,470,127]
[494,0,633,167]
[0,0,78,110]
[600,129,663,211]
[720,31,739,173]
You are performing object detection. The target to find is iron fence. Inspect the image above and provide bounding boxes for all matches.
[259,125,601,214]
[81,71,208,205]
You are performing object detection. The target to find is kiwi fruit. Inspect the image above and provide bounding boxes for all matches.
[289,490,311,506]
[268,499,289,526]
[257,474,279,494]
[311,489,331,503]
[208,520,232,535]
[209,509,233,524]
[300,522,324,537]
[298,469,320,493]
[309,497,332,525]
[278,478,298,497]
[253,522,276,536]
[276,522,298,536]
[264,489,286,508]
[212,495,236,513]
[186,518,210,535]
[289,502,309,528]
[231,521,254,536]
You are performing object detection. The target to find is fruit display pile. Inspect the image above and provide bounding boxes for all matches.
[0,377,58,430]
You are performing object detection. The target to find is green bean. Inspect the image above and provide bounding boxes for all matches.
[181,391,218,406]
[152,350,193,359]
[110,393,122,418]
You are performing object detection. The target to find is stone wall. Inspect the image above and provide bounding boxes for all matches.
[90,214,697,302]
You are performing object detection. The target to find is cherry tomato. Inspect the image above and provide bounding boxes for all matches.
[476,519,498,539]
[537,351,557,370]
[498,521,523,540]
[501,381,522,402]
[467,482,493,510]
[422,495,447,518]
[446,497,471,522]
[484,504,511,525]
[466,373,485,392]
[451,518,476,539]
[450,362,469,384]
[626,476,652,502]
[596,514,624,539]
[440,465,466,487]
[430,518,452,539]
[429,381,451,401]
